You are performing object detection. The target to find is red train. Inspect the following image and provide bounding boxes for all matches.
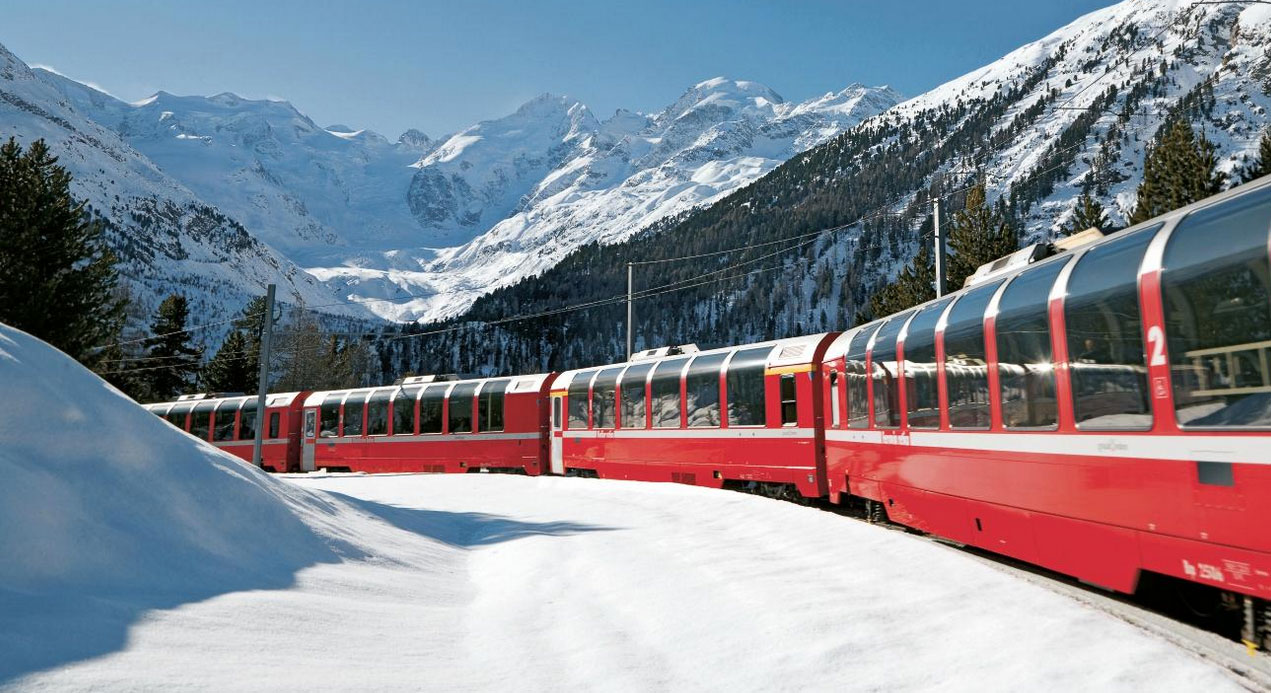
[146,176,1271,644]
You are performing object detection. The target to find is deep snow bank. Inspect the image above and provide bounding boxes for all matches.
[0,323,365,682]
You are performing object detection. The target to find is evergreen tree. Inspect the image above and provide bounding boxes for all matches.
[1242,130,1271,184]
[1130,121,1225,224]
[1062,190,1109,235]
[141,294,203,399]
[870,245,936,317]
[947,182,1018,289]
[0,137,125,366]
[201,329,256,393]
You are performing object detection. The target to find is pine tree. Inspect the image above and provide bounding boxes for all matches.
[947,182,1018,289]
[870,245,936,317]
[1242,130,1271,184]
[140,294,203,400]
[1062,190,1109,235]
[1130,121,1225,225]
[201,329,255,393]
[0,137,125,366]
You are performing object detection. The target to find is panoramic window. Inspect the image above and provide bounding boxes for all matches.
[238,400,258,440]
[942,281,1001,429]
[727,346,772,427]
[1163,186,1271,427]
[871,311,914,428]
[343,392,366,437]
[392,386,420,436]
[620,362,653,428]
[567,371,594,429]
[166,403,192,429]
[481,380,510,432]
[365,390,392,436]
[685,352,729,427]
[997,260,1069,429]
[419,385,447,434]
[904,299,953,429]
[189,401,215,440]
[846,324,882,429]
[319,394,341,437]
[591,368,623,429]
[651,358,689,428]
[448,382,478,433]
[212,400,238,441]
[1065,225,1158,429]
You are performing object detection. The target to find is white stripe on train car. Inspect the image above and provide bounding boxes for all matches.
[824,429,1271,464]
[317,432,541,444]
[563,428,816,439]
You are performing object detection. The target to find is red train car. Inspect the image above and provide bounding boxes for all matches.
[820,176,1271,604]
[144,392,308,472]
[550,336,837,498]
[298,373,554,474]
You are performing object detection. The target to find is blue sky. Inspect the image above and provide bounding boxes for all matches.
[6,0,1115,139]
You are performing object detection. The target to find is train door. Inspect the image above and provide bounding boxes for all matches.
[301,409,317,472]
[550,395,564,475]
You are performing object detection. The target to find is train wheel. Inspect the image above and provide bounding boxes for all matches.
[1244,596,1271,651]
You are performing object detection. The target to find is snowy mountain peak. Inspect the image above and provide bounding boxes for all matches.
[397,128,433,150]
[665,77,785,123]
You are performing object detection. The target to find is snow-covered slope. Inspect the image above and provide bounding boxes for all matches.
[0,44,362,328]
[317,78,900,321]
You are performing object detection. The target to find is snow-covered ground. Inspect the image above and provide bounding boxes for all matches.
[0,321,1250,691]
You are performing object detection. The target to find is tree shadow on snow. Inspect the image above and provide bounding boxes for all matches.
[325,491,622,547]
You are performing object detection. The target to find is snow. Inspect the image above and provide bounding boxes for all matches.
[0,322,1249,690]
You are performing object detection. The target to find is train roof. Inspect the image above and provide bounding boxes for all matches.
[552,333,832,391]
[825,173,1271,362]
[143,392,304,410]
[301,372,553,407]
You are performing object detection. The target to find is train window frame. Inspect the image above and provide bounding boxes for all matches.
[239,400,259,440]
[651,358,690,428]
[567,371,596,430]
[342,391,367,437]
[480,379,510,433]
[942,280,1002,430]
[903,298,954,430]
[268,411,281,439]
[365,389,392,436]
[1064,224,1159,431]
[392,386,421,436]
[846,323,882,429]
[166,402,193,429]
[870,311,914,429]
[1161,185,1271,430]
[552,397,562,429]
[779,373,798,426]
[684,351,730,428]
[995,258,1070,431]
[619,362,654,429]
[419,384,447,435]
[447,382,479,434]
[189,401,216,440]
[212,399,239,442]
[318,393,341,438]
[726,346,773,427]
[591,368,624,429]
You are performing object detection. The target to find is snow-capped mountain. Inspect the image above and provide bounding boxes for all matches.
[400,0,1271,377]
[313,78,900,322]
[35,72,435,261]
[0,43,366,336]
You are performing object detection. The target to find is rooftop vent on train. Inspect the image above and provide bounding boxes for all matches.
[962,243,1052,289]
[174,392,244,401]
[397,374,461,386]
[630,344,700,361]
[1052,227,1104,253]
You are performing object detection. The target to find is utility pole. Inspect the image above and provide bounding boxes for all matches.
[933,199,946,298]
[251,283,276,469]
[626,262,634,360]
